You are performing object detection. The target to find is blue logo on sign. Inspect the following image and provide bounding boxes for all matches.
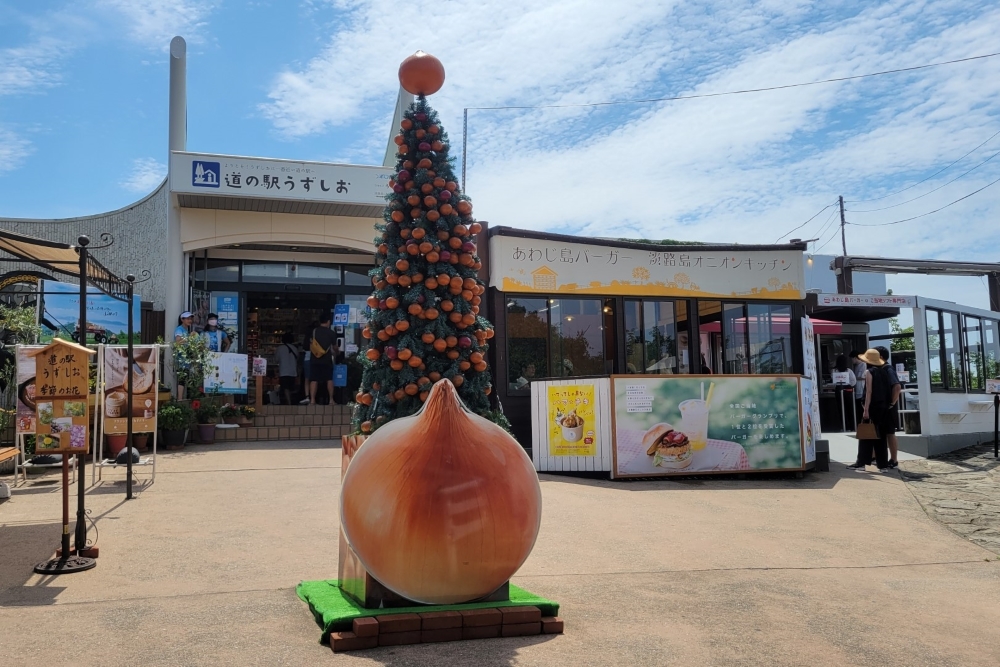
[192,161,220,188]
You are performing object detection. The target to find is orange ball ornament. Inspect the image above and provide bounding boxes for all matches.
[398,51,446,96]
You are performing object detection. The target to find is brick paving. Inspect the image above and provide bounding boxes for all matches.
[899,442,1000,555]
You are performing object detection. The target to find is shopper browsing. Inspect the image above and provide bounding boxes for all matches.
[275,332,300,405]
[876,346,903,468]
[309,314,337,406]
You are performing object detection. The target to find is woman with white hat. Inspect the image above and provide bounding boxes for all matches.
[848,348,893,472]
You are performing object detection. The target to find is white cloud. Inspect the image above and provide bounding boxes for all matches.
[95,0,218,49]
[120,157,167,192]
[0,36,74,97]
[0,128,33,173]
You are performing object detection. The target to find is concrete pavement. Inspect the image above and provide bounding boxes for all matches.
[2,440,999,666]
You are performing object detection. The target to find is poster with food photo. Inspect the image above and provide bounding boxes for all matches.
[546,384,598,456]
[15,345,45,433]
[612,375,804,477]
[34,400,89,453]
[104,346,158,434]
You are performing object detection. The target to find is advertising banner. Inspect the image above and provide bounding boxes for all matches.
[103,346,158,434]
[191,288,211,332]
[15,345,44,433]
[490,234,804,300]
[39,280,140,344]
[204,352,248,395]
[986,378,1000,394]
[611,375,803,477]
[800,317,820,463]
[252,357,268,377]
[546,384,598,456]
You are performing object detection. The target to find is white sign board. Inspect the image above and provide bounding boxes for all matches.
[800,317,820,463]
[170,152,393,206]
[986,378,1000,394]
[832,371,851,385]
[816,293,916,308]
[490,235,804,300]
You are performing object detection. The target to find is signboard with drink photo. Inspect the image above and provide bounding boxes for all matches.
[611,375,804,478]
[546,384,598,456]
[103,346,159,434]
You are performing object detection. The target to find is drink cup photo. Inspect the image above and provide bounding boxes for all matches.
[106,391,127,418]
[679,399,709,451]
[558,411,585,442]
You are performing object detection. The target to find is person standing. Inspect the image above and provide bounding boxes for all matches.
[174,311,194,343]
[877,346,903,468]
[849,349,893,472]
[275,332,300,405]
[309,313,336,406]
[173,311,194,400]
[202,313,231,353]
[850,349,867,429]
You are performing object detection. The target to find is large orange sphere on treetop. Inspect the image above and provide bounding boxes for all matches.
[399,51,446,96]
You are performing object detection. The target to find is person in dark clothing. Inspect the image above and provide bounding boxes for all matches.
[309,313,337,406]
[848,348,896,472]
[876,346,902,467]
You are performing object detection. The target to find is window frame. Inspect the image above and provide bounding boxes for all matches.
[926,307,967,393]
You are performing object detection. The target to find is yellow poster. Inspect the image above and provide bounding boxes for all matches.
[547,384,597,456]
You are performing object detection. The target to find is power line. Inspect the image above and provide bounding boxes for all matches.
[848,146,1000,213]
[812,207,842,242]
[464,51,1000,111]
[849,174,1000,227]
[813,222,843,253]
[774,200,837,243]
[846,127,1000,204]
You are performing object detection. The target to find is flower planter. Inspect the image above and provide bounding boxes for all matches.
[133,433,151,451]
[106,433,129,459]
[223,416,240,425]
[238,416,253,426]
[160,429,188,450]
[197,423,217,444]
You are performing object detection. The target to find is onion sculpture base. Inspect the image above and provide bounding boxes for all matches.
[338,434,510,609]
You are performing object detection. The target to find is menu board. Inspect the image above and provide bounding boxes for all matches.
[612,375,803,478]
[546,384,598,457]
[103,346,159,434]
[32,341,93,453]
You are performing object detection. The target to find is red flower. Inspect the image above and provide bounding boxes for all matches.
[191,400,201,410]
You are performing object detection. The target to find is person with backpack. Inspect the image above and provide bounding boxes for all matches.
[308,313,337,406]
[275,331,300,405]
[848,348,899,473]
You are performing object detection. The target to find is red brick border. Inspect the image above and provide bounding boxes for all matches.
[329,606,563,653]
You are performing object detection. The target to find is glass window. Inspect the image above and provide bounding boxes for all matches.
[965,315,984,391]
[623,299,689,374]
[344,265,373,286]
[242,262,341,284]
[748,304,793,374]
[507,298,549,391]
[942,311,965,391]
[926,309,943,388]
[549,299,604,378]
[722,303,747,374]
[193,259,239,283]
[985,319,1000,380]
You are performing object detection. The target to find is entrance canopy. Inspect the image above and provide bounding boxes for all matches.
[0,230,127,300]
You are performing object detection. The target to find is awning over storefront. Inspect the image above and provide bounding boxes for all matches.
[0,229,128,299]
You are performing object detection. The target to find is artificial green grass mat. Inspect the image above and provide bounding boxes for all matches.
[297,580,560,642]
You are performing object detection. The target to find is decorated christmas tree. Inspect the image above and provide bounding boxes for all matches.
[354,52,495,434]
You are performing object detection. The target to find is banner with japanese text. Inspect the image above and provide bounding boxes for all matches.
[547,384,598,456]
[611,375,804,477]
[103,346,159,434]
[491,235,804,300]
[800,317,819,463]
[15,345,45,433]
[32,340,92,454]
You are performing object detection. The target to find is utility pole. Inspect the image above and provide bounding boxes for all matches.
[839,195,847,256]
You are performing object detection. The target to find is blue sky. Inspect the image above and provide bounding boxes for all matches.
[2,0,1000,308]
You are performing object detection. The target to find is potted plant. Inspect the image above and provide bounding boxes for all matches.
[158,402,194,450]
[238,405,256,426]
[220,403,240,425]
[133,432,151,451]
[106,433,129,458]
[194,401,219,444]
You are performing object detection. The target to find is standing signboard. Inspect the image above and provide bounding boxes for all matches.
[800,317,820,464]
[611,375,803,478]
[103,346,159,434]
[39,280,140,344]
[546,384,598,457]
[204,352,249,394]
[30,340,94,454]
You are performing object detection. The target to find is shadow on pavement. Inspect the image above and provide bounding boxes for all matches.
[0,521,68,606]
[362,633,557,665]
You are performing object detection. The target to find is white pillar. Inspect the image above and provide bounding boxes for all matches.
[383,87,415,167]
[166,36,187,340]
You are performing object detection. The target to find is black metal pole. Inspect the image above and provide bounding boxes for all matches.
[75,235,89,554]
[126,275,135,499]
